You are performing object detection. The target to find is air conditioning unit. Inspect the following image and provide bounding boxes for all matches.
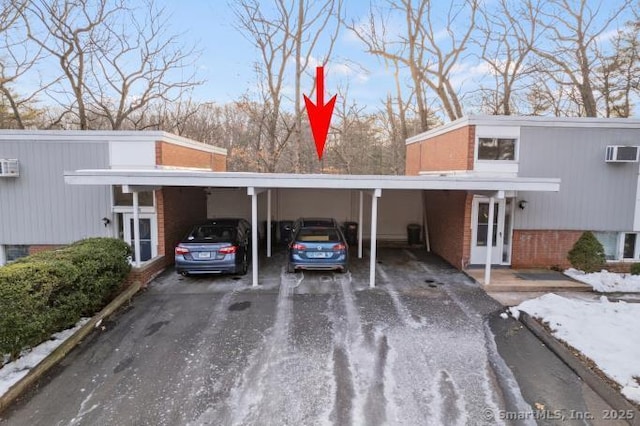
[0,159,19,177]
[605,146,640,163]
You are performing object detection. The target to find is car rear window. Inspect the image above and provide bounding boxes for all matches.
[302,219,335,227]
[188,226,236,242]
[297,228,341,242]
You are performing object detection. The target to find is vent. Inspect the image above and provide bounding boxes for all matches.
[0,159,19,177]
[605,146,639,163]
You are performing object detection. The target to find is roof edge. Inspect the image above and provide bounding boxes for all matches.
[0,130,227,156]
[406,115,640,145]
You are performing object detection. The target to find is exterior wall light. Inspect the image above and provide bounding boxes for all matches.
[518,200,528,210]
[102,217,111,227]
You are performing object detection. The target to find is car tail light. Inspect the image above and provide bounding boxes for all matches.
[333,243,346,251]
[291,243,306,250]
[175,246,189,255]
[218,245,237,254]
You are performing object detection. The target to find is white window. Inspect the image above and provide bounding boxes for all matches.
[622,233,639,260]
[474,125,520,175]
[594,231,640,261]
[477,138,517,161]
[593,232,619,260]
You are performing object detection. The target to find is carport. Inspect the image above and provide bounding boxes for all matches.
[64,170,559,287]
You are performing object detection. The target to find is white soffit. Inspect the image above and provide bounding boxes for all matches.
[65,169,560,192]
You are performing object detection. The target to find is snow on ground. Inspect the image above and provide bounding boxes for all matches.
[510,293,640,404]
[0,318,89,397]
[565,268,640,293]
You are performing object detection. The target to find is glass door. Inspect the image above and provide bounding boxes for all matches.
[470,197,507,265]
[123,214,157,263]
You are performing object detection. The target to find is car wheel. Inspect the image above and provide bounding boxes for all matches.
[238,252,248,275]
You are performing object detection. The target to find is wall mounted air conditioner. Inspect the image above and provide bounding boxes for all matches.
[0,159,19,177]
[605,146,640,163]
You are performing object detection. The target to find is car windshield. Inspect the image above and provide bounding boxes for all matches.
[296,228,341,242]
[188,226,236,242]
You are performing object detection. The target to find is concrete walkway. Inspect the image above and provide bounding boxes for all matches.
[466,268,592,292]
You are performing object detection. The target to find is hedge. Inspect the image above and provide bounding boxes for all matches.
[0,238,131,360]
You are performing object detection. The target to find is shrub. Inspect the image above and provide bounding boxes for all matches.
[567,231,606,273]
[0,261,79,359]
[0,238,131,359]
[630,263,640,275]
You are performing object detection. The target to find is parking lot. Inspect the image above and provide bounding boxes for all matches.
[1,248,623,425]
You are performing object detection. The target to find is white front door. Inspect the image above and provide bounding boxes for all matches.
[470,197,510,265]
[123,213,158,263]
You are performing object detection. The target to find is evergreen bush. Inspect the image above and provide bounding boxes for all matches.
[567,231,606,273]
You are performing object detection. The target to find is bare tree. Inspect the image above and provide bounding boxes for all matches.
[474,0,543,115]
[234,0,341,173]
[596,22,640,117]
[21,0,201,130]
[350,0,477,124]
[531,0,632,117]
[0,0,47,128]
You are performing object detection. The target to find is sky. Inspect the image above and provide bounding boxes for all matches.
[143,1,636,115]
[156,1,404,110]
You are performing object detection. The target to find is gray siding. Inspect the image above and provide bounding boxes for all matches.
[516,126,639,231]
[0,140,111,244]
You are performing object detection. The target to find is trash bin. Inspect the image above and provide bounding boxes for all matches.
[279,220,294,246]
[343,221,358,246]
[262,220,277,246]
[407,223,422,245]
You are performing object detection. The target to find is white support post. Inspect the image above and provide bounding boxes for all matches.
[358,190,363,259]
[132,191,141,268]
[267,189,272,258]
[484,195,496,285]
[251,189,259,287]
[369,188,382,288]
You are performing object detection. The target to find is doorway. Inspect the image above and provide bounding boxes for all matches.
[470,197,513,265]
[123,213,158,262]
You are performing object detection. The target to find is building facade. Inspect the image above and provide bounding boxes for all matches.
[0,131,226,267]
[406,115,640,270]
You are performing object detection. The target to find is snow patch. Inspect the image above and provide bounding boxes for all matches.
[512,293,640,404]
[565,268,640,293]
[0,318,89,397]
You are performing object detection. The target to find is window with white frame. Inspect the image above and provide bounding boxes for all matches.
[477,138,517,161]
[594,231,640,261]
[593,232,619,260]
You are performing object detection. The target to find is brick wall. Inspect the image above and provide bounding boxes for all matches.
[155,141,227,171]
[425,190,472,269]
[123,256,167,287]
[405,125,474,174]
[511,230,583,269]
[28,245,63,255]
[405,143,421,176]
[156,186,207,267]
[212,153,227,171]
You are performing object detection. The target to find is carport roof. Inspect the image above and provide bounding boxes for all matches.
[64,169,560,192]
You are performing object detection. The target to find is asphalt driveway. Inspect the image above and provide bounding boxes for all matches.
[0,248,625,425]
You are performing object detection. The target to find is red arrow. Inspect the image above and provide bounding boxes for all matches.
[304,66,337,160]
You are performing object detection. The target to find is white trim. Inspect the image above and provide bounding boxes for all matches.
[0,245,5,266]
[250,189,259,287]
[634,161,640,231]
[369,188,382,288]
[0,130,227,155]
[358,190,363,259]
[484,196,496,285]
[65,170,560,192]
[406,115,640,145]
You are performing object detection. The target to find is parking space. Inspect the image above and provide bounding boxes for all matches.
[2,248,620,426]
